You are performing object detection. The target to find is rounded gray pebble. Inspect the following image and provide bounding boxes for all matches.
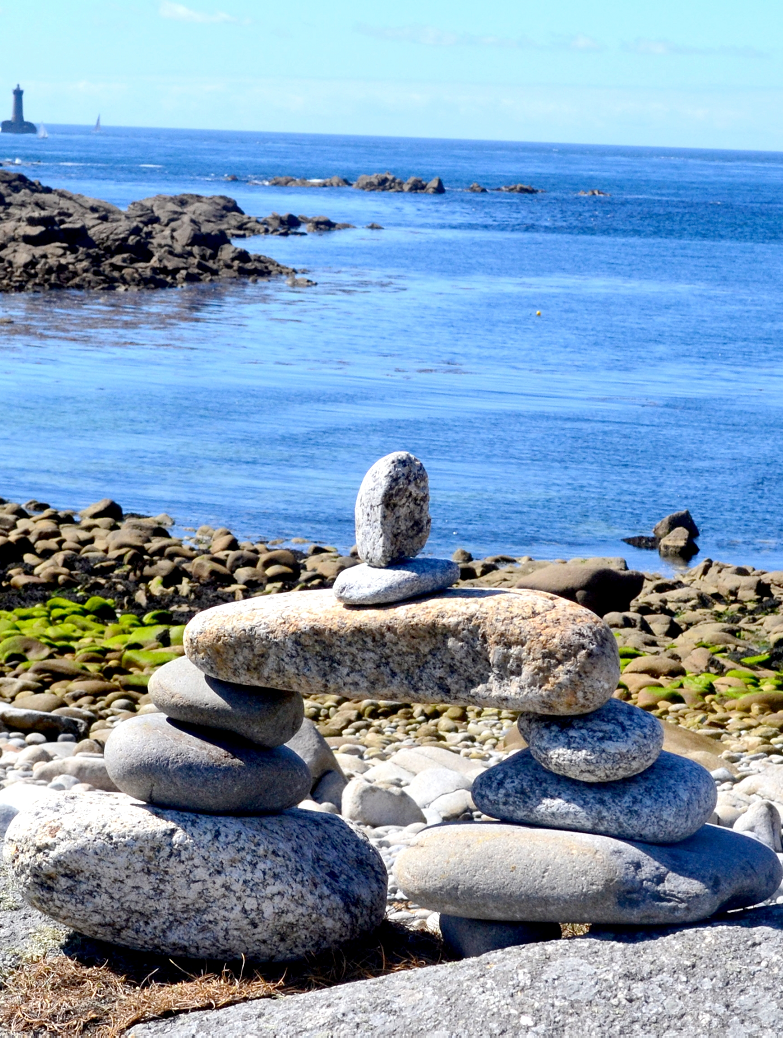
[149,656,303,747]
[472,749,717,844]
[104,713,311,813]
[517,698,664,782]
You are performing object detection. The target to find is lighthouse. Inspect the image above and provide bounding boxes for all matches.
[1,85,37,134]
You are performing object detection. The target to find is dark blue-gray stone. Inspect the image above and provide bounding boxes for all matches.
[517,698,663,782]
[472,749,716,844]
[104,713,311,813]
[149,655,303,747]
[439,915,561,958]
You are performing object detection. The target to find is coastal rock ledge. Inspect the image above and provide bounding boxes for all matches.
[0,171,296,292]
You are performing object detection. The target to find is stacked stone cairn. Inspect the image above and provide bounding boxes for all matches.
[5,450,782,965]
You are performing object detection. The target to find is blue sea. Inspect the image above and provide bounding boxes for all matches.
[1,126,783,571]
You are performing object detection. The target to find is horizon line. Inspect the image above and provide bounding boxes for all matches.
[13,123,783,158]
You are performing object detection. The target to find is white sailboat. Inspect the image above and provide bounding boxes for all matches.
[92,115,101,134]
[37,124,48,139]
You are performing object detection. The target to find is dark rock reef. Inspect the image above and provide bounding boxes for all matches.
[0,172,335,293]
[267,175,352,188]
[493,184,543,194]
[353,173,445,194]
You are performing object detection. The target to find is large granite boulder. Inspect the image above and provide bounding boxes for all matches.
[393,821,781,924]
[4,794,388,961]
[184,588,620,714]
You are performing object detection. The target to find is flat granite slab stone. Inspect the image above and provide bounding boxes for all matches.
[392,821,781,924]
[472,749,716,843]
[333,557,459,605]
[184,588,620,714]
[130,906,783,1038]
[4,793,387,962]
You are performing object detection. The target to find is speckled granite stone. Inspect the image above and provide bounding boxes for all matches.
[333,557,459,605]
[104,714,311,813]
[517,699,664,782]
[355,451,430,566]
[472,750,716,843]
[185,588,620,714]
[4,794,388,961]
[393,821,781,924]
[149,656,303,747]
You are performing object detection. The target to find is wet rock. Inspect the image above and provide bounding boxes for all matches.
[184,588,621,713]
[4,794,388,960]
[653,510,700,540]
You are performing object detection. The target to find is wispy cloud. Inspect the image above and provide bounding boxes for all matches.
[625,38,769,59]
[355,24,603,52]
[159,2,240,24]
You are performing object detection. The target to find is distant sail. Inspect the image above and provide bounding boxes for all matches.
[37,124,48,139]
[92,115,101,133]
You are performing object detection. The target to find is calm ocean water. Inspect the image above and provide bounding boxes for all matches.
[1,126,783,570]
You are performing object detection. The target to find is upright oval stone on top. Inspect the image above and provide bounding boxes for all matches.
[355,451,431,567]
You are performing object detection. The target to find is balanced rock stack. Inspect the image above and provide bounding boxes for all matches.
[395,688,783,948]
[332,451,460,605]
[3,658,387,961]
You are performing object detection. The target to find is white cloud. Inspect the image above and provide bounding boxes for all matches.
[355,24,534,49]
[159,2,239,24]
[625,38,768,59]
[355,25,604,52]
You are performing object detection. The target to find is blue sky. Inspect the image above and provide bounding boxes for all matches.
[4,1,782,149]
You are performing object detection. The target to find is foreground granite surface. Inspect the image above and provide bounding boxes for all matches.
[131,906,783,1037]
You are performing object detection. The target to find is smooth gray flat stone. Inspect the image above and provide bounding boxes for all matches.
[4,794,387,962]
[517,698,664,782]
[472,749,716,843]
[131,906,783,1037]
[104,713,311,813]
[285,717,345,789]
[393,821,781,924]
[355,451,430,566]
[333,557,459,605]
[439,915,561,958]
[149,656,303,747]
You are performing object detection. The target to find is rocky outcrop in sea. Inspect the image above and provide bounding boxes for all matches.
[0,173,354,293]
